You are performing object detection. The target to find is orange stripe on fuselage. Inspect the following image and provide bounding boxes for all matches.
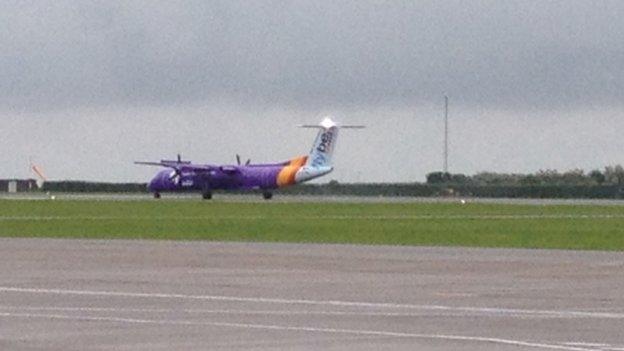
[276,156,308,187]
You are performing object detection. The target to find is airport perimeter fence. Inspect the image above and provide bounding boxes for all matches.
[36,181,624,199]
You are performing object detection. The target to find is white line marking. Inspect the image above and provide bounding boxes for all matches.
[316,214,624,220]
[562,342,609,347]
[1,214,623,221]
[0,305,571,319]
[0,311,596,351]
[0,215,264,221]
[1,286,623,320]
[560,343,624,351]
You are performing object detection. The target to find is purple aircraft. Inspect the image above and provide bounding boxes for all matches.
[135,117,363,199]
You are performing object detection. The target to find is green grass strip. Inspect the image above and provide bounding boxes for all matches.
[1,199,623,251]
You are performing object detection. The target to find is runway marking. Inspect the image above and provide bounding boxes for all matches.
[2,286,624,320]
[0,311,597,351]
[0,305,580,319]
[2,214,623,221]
[560,343,624,351]
[0,305,493,316]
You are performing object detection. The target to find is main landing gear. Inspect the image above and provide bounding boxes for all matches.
[202,182,212,200]
[153,192,161,199]
[262,191,273,200]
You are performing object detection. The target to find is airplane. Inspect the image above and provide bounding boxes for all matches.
[135,117,363,199]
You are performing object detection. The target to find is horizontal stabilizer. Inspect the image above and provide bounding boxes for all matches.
[299,117,365,130]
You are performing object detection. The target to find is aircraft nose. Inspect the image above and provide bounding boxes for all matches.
[148,175,161,192]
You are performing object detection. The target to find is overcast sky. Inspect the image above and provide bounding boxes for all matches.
[1,0,623,182]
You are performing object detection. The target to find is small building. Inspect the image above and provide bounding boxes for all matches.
[0,179,39,192]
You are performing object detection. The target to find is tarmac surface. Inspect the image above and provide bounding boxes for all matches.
[1,238,624,350]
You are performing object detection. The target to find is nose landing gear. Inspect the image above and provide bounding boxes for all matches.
[202,190,212,200]
[262,191,273,200]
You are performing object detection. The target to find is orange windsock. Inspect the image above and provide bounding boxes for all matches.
[31,164,47,181]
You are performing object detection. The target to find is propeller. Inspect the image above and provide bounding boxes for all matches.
[236,154,251,166]
[169,168,181,182]
[167,154,184,183]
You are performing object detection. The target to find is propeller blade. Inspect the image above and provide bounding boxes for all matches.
[169,168,181,180]
[245,159,251,165]
[177,154,182,163]
[236,154,241,165]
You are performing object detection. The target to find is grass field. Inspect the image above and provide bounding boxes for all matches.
[1,198,624,250]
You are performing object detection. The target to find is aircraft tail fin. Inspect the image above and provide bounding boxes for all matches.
[300,117,364,168]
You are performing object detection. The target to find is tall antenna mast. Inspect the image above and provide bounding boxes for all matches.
[443,95,449,173]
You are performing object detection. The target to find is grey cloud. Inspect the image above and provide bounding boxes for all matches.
[2,0,624,111]
[2,1,624,183]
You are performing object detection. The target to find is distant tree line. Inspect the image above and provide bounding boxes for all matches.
[426,165,624,186]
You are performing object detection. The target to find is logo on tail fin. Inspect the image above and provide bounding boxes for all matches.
[316,129,334,153]
[309,126,338,167]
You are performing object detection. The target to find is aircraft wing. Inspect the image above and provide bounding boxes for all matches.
[134,161,216,172]
[134,161,192,169]
[134,161,170,167]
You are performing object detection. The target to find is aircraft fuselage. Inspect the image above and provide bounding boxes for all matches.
[147,160,333,193]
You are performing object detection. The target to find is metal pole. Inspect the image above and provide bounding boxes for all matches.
[444,95,449,173]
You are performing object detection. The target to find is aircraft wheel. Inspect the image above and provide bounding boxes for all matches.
[202,191,212,200]
[153,192,161,199]
[262,191,273,200]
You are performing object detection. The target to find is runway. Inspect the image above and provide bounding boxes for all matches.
[2,192,624,206]
[1,239,624,350]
